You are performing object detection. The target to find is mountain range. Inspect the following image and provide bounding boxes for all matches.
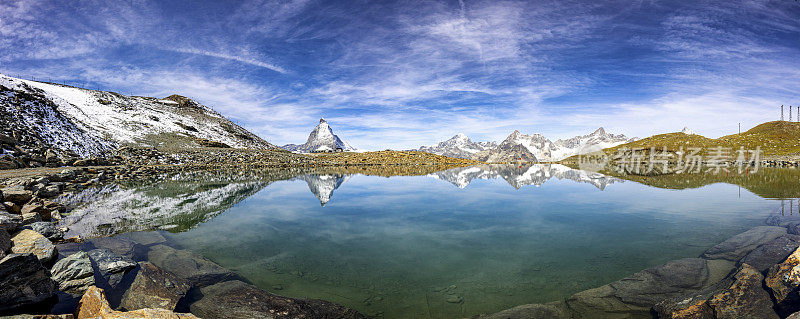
[415,128,636,162]
[0,74,275,159]
[281,118,357,153]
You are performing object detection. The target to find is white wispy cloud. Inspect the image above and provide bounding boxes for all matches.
[170,48,287,74]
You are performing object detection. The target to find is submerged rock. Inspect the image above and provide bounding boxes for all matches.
[0,253,57,312]
[701,226,786,261]
[474,301,571,319]
[51,251,95,294]
[75,286,198,319]
[566,258,718,317]
[189,280,364,319]
[88,248,136,275]
[147,244,239,287]
[11,229,58,264]
[120,262,189,311]
[739,234,800,272]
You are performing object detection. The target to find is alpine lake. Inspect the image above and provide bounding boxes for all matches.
[56,164,800,318]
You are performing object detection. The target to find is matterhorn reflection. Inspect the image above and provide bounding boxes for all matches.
[294,173,351,206]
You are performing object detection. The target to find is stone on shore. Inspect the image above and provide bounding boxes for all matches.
[76,286,198,319]
[147,244,239,287]
[11,229,58,264]
[739,234,800,272]
[765,245,800,315]
[50,251,95,294]
[120,262,189,311]
[189,280,364,319]
[27,222,65,241]
[1,187,32,204]
[0,211,22,232]
[0,253,57,312]
[701,226,786,261]
[566,258,718,318]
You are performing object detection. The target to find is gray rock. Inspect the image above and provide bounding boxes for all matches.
[0,187,32,204]
[739,234,800,272]
[118,231,166,246]
[566,258,718,318]
[655,264,778,319]
[789,311,800,319]
[50,251,95,294]
[147,244,240,288]
[0,229,10,259]
[702,226,787,261]
[88,248,136,274]
[0,253,57,312]
[0,211,21,232]
[190,280,364,319]
[120,262,189,311]
[21,211,42,225]
[10,229,58,264]
[26,222,64,241]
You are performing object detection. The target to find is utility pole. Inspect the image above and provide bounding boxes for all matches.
[738,123,741,134]
[782,105,785,121]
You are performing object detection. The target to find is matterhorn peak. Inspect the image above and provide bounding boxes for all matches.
[319,118,327,124]
[592,127,606,135]
[681,127,695,135]
[453,133,468,139]
[281,118,356,153]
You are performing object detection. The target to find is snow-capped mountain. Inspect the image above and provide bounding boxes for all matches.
[471,128,634,162]
[281,118,356,153]
[680,127,695,135]
[415,133,497,158]
[0,73,275,157]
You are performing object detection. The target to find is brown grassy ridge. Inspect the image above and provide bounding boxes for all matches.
[562,121,800,163]
[309,150,484,166]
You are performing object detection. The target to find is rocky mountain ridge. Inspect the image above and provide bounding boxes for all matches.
[417,128,635,162]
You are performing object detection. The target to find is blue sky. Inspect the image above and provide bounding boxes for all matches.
[1,0,799,150]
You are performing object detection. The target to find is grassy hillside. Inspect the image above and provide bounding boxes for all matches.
[587,121,800,158]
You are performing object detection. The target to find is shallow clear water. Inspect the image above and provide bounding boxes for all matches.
[132,165,780,318]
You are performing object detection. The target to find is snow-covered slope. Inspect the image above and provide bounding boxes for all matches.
[281,118,356,153]
[471,128,634,162]
[680,127,695,135]
[415,133,497,159]
[0,73,275,157]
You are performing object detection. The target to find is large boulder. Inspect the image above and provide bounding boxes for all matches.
[702,226,787,261]
[21,202,51,221]
[566,258,722,318]
[766,245,800,315]
[120,262,189,311]
[11,229,58,264]
[190,280,364,319]
[147,244,240,287]
[739,234,800,272]
[655,264,778,318]
[51,251,95,294]
[75,286,198,319]
[0,253,57,312]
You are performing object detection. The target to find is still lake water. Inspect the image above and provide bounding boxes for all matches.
[60,164,792,318]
